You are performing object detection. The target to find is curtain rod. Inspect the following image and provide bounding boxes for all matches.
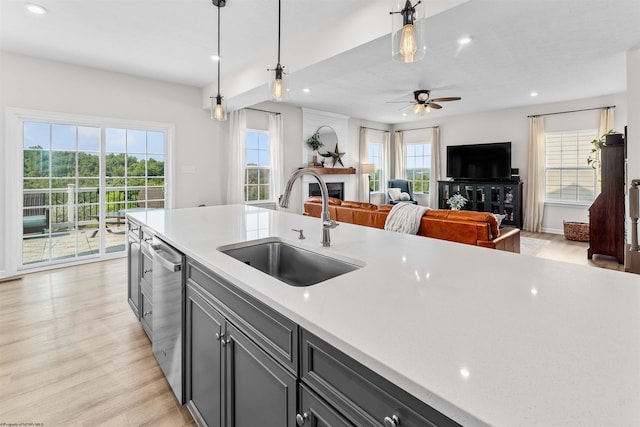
[527,105,615,118]
[360,126,389,132]
[396,125,440,132]
[244,107,281,115]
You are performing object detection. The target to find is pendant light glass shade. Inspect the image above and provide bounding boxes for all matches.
[390,0,426,63]
[211,95,227,121]
[268,63,288,102]
[268,0,287,101]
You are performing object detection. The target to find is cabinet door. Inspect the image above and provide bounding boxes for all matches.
[225,322,297,427]
[127,238,140,318]
[298,384,353,427]
[502,184,516,224]
[186,285,225,427]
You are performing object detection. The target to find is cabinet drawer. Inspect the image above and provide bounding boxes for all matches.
[186,259,298,374]
[301,329,460,427]
[141,252,153,285]
[140,292,153,340]
[299,383,354,427]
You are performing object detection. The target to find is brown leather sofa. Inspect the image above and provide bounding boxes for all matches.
[304,196,520,253]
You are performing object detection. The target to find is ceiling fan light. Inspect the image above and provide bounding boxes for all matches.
[390,0,426,63]
[412,103,424,115]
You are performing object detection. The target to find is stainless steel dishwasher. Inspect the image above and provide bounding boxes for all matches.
[149,236,185,404]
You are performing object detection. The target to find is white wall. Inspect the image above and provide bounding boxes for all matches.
[0,52,225,277]
[393,93,628,233]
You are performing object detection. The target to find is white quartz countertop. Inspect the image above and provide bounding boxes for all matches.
[129,205,640,426]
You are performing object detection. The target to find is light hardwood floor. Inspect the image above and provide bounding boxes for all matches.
[0,234,627,426]
[0,259,194,427]
[520,230,625,272]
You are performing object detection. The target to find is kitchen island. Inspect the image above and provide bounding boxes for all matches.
[128,204,640,426]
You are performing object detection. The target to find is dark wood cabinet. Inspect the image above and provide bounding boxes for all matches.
[438,180,523,228]
[588,141,625,263]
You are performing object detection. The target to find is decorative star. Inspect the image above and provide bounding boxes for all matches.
[324,143,345,167]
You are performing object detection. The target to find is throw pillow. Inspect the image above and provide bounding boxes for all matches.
[388,188,401,201]
[493,213,506,228]
[399,192,411,201]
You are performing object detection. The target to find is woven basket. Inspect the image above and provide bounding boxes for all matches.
[563,221,589,242]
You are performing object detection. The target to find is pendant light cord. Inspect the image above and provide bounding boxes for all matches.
[277,0,281,65]
[217,3,221,97]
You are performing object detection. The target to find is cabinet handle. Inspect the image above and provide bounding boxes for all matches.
[144,237,153,242]
[215,332,225,341]
[143,311,152,317]
[143,268,152,274]
[295,412,308,426]
[383,415,400,427]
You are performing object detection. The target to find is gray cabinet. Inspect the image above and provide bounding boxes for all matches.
[301,329,460,427]
[185,261,297,427]
[186,284,224,427]
[139,230,154,340]
[127,219,141,318]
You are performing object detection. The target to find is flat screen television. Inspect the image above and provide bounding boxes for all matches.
[446,142,512,181]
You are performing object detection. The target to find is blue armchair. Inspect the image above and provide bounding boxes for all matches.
[386,179,418,205]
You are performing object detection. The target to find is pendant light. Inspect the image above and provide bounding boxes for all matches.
[268,0,287,101]
[390,0,426,63]
[210,0,227,121]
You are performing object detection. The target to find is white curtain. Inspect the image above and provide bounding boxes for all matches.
[226,109,246,205]
[394,131,405,179]
[598,107,615,139]
[429,127,441,209]
[383,131,391,191]
[524,116,545,232]
[359,127,368,201]
[269,113,284,202]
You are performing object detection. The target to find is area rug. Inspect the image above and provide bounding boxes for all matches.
[520,236,551,256]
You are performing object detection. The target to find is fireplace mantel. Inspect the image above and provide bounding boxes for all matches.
[299,166,356,175]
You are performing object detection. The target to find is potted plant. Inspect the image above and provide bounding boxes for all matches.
[446,194,467,210]
[587,129,615,169]
[305,131,323,165]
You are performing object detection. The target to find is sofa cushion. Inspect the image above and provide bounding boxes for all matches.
[341,201,378,210]
[307,195,342,205]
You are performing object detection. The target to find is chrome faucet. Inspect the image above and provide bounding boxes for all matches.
[279,168,339,247]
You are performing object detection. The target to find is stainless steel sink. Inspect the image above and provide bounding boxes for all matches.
[218,238,363,287]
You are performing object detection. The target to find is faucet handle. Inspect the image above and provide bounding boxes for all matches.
[323,219,339,230]
[292,228,305,239]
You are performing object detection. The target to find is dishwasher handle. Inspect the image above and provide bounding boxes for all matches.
[149,243,183,272]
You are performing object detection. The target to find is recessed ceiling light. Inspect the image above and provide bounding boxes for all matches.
[401,113,408,117]
[457,36,473,45]
[210,55,222,62]
[302,88,311,93]
[530,91,539,97]
[26,3,47,14]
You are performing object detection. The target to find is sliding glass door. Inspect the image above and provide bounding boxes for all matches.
[20,119,167,269]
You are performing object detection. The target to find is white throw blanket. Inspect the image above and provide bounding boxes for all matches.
[384,203,429,234]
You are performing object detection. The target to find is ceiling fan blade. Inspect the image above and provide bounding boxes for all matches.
[386,101,412,104]
[430,97,461,102]
[428,102,443,109]
[399,104,414,111]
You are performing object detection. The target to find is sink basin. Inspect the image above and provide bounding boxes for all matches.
[218,238,363,287]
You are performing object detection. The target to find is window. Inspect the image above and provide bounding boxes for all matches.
[545,130,597,203]
[367,142,383,191]
[405,143,431,193]
[245,130,271,202]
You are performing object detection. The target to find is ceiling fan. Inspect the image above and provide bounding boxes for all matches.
[391,90,462,115]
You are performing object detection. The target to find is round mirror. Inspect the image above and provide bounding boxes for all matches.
[316,125,338,149]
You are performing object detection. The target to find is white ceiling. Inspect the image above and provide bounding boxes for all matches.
[2,0,640,124]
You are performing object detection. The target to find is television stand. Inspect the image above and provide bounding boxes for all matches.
[438,180,523,229]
